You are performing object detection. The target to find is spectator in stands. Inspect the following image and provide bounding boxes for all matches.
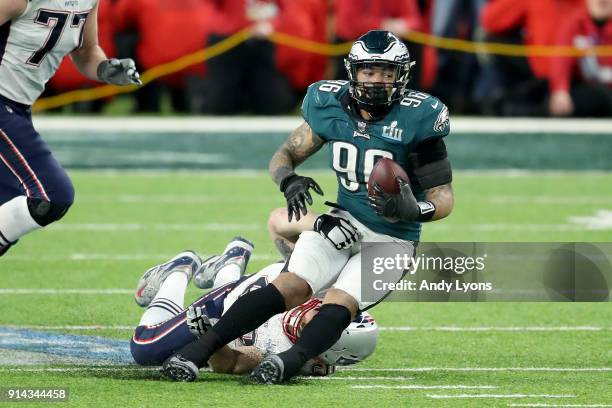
[46,0,115,112]
[202,0,318,115]
[113,0,213,113]
[334,0,423,86]
[481,0,582,116]
[548,0,612,117]
[429,0,488,113]
[274,0,331,94]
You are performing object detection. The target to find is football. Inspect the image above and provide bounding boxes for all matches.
[367,157,410,196]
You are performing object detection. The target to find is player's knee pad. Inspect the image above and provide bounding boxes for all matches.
[26,197,72,227]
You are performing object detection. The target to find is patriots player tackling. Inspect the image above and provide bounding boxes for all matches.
[0,0,140,256]
[162,30,454,383]
[131,238,378,377]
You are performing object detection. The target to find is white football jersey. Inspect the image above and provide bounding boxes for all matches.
[223,263,294,355]
[0,0,98,105]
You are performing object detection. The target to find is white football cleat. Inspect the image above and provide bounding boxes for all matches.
[134,251,201,307]
[194,236,254,289]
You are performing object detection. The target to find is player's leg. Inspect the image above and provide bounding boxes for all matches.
[251,258,360,384]
[0,106,74,256]
[267,207,318,259]
[162,231,350,381]
[252,237,414,383]
[131,251,201,365]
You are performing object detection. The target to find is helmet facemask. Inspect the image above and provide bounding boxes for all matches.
[344,30,415,117]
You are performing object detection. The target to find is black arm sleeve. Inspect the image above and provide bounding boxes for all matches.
[409,138,453,189]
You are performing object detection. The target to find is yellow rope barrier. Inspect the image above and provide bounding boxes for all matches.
[33,28,251,112]
[33,28,612,112]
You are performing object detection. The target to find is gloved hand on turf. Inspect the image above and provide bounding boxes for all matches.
[368,177,419,221]
[314,214,360,250]
[280,173,324,222]
[186,305,211,337]
[97,58,142,86]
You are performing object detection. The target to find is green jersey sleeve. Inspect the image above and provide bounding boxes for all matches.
[415,97,450,143]
[300,80,348,141]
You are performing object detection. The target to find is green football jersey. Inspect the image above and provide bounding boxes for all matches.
[301,80,450,241]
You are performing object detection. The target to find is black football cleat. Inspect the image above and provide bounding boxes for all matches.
[161,355,199,382]
[250,354,286,384]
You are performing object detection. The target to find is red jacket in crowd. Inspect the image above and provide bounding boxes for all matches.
[275,0,330,90]
[549,6,612,92]
[208,0,328,90]
[114,0,214,87]
[335,0,422,40]
[48,0,115,92]
[481,0,582,78]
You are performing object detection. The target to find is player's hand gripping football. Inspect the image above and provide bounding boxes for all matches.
[368,177,419,221]
[280,173,324,222]
[186,305,211,337]
[314,214,361,250]
[97,58,142,86]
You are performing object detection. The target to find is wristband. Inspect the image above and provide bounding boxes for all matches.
[416,201,436,222]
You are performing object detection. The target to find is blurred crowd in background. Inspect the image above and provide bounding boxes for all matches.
[46,0,612,117]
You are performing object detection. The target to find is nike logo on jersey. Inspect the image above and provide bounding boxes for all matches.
[431,101,439,109]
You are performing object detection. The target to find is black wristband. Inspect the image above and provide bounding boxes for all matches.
[279,172,298,192]
[415,201,436,222]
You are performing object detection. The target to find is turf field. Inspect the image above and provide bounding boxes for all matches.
[1,170,611,407]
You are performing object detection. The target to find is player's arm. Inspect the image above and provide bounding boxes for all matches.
[0,0,26,25]
[270,121,325,221]
[208,345,263,374]
[370,138,454,222]
[70,3,107,80]
[71,3,141,85]
[425,183,453,221]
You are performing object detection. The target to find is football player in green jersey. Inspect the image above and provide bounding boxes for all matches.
[161,30,454,384]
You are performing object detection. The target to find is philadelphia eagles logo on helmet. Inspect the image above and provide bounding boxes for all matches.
[345,30,415,110]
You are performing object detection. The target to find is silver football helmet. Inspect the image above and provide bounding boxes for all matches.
[319,311,379,366]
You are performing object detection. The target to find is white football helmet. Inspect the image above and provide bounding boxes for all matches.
[319,311,379,366]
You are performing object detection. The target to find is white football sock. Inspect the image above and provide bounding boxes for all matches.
[0,196,41,246]
[139,272,188,326]
[212,263,242,289]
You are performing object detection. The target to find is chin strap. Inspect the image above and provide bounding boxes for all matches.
[358,102,392,120]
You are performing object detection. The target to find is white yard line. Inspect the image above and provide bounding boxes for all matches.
[0,367,156,372]
[32,116,612,134]
[379,327,609,332]
[49,223,263,231]
[341,367,612,372]
[0,289,132,295]
[427,394,576,399]
[301,376,415,381]
[33,222,609,232]
[352,385,497,390]
[4,253,280,261]
[508,404,612,407]
[1,323,609,332]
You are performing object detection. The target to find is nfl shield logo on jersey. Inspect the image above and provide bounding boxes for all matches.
[353,121,370,139]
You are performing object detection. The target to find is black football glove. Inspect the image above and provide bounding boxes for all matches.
[368,177,420,221]
[280,173,324,222]
[314,214,360,250]
[97,58,142,86]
